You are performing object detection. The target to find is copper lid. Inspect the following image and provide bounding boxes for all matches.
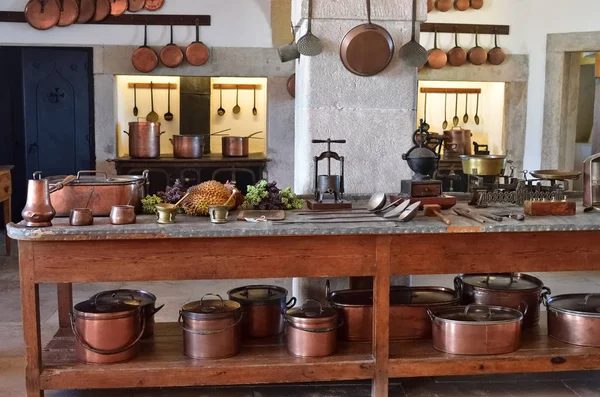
[144,0,164,11]
[25,0,61,31]
[286,300,337,322]
[91,289,156,308]
[547,294,600,316]
[330,286,457,307]
[431,304,523,325]
[228,285,288,306]
[459,273,542,291]
[182,294,241,320]
[74,298,140,320]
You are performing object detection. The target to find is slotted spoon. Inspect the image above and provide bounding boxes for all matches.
[297,0,323,56]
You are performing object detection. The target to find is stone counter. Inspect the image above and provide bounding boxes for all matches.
[8,204,600,241]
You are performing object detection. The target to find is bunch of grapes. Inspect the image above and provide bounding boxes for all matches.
[158,179,188,204]
[243,180,304,210]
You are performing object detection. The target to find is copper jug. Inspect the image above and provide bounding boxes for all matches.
[21,172,76,227]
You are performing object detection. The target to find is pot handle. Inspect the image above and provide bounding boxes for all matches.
[301,299,324,314]
[178,310,242,335]
[426,307,436,322]
[199,293,225,310]
[76,170,109,181]
[453,277,462,300]
[484,273,515,285]
[92,290,135,306]
[70,311,146,355]
[169,138,173,145]
[517,301,529,319]
[159,131,166,136]
[464,304,492,319]
[123,130,129,136]
[582,293,600,308]
[325,280,331,299]
[539,286,551,304]
[150,303,165,316]
[286,297,297,309]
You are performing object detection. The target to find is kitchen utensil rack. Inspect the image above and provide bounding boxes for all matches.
[421,23,509,35]
[127,83,178,89]
[420,88,481,94]
[0,11,210,26]
[213,84,263,90]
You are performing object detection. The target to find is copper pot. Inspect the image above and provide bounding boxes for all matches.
[327,281,458,341]
[443,127,472,157]
[90,289,164,339]
[22,172,75,227]
[170,135,204,159]
[47,171,148,217]
[228,285,296,338]
[285,300,338,358]
[69,208,93,226]
[427,31,447,69]
[221,131,263,158]
[110,205,136,225]
[455,273,550,328]
[71,299,145,364]
[179,294,242,359]
[428,304,523,355]
[545,293,600,347]
[124,121,165,159]
[468,32,488,65]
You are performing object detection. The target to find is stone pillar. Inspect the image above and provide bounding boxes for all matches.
[292,0,425,302]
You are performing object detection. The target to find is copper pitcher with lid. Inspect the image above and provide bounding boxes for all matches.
[21,172,75,227]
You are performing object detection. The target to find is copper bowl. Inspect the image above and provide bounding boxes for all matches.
[69,208,93,226]
[110,205,136,225]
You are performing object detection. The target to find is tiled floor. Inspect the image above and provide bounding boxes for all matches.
[2,234,600,396]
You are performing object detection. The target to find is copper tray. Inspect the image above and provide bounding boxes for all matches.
[76,0,95,23]
[529,170,582,181]
[92,0,110,21]
[57,0,79,26]
[128,0,146,12]
[25,0,61,30]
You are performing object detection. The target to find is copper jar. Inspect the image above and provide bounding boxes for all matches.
[179,294,242,359]
[285,300,338,358]
[455,273,550,328]
[428,304,523,355]
[327,281,458,341]
[124,121,165,159]
[545,293,600,347]
[443,127,472,158]
[71,298,145,364]
[90,289,164,339]
[228,285,296,338]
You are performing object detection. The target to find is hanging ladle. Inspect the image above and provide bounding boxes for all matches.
[232,85,241,114]
[452,93,459,126]
[252,86,258,116]
[463,93,469,124]
[164,82,174,122]
[132,83,138,117]
[442,92,449,130]
[217,87,225,116]
[474,92,481,125]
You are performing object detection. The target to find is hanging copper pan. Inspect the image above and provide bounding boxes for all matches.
[132,24,159,73]
[57,0,79,27]
[427,30,447,69]
[340,0,394,77]
[186,19,210,66]
[92,0,110,22]
[25,0,61,30]
[160,24,184,68]
[144,0,163,11]
[287,74,296,98]
[110,0,128,16]
[128,0,145,12]
[76,0,95,23]
[468,31,488,65]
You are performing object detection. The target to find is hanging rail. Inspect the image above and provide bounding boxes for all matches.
[213,84,263,90]
[420,88,482,94]
[0,11,210,26]
[128,83,178,89]
[420,23,509,35]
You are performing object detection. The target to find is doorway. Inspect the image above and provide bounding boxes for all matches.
[0,47,95,223]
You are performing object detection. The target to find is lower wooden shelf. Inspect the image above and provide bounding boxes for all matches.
[389,312,600,378]
[40,323,375,390]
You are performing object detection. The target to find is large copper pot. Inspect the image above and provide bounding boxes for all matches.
[227,285,296,338]
[47,170,148,216]
[443,127,472,158]
[71,299,145,364]
[455,273,550,328]
[285,300,338,358]
[90,289,164,339]
[428,304,523,355]
[327,281,458,341]
[170,135,204,159]
[545,293,600,347]
[124,121,165,158]
[179,294,242,359]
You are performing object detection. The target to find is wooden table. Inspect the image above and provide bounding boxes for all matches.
[8,211,600,397]
[0,165,13,255]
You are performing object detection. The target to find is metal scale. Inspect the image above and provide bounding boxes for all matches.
[307,139,351,210]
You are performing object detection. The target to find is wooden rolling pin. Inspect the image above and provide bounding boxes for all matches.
[424,204,451,225]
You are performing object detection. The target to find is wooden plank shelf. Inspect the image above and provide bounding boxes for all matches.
[40,323,374,390]
[389,312,600,378]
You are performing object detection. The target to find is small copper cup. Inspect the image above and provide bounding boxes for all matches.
[69,208,94,226]
[110,205,136,225]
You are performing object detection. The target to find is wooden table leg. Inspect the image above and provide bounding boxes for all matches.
[57,283,73,329]
[3,198,10,256]
[20,242,44,397]
[371,236,391,397]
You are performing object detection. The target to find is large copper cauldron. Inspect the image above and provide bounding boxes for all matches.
[71,298,145,364]
[124,121,165,158]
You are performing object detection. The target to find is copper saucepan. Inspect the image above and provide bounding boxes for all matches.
[427,30,447,69]
[132,23,159,73]
[222,131,263,157]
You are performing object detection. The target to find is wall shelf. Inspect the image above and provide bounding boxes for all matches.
[420,23,509,35]
[0,11,210,26]
[213,84,262,90]
[127,83,178,89]
[420,88,482,94]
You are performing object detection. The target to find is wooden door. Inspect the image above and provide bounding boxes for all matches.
[21,48,94,177]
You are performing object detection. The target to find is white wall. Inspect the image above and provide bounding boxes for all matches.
[0,0,272,47]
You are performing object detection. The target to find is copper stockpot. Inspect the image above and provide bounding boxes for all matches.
[443,127,472,157]
[90,289,164,339]
[327,281,458,341]
[428,304,523,355]
[545,294,600,347]
[228,285,296,338]
[47,171,148,217]
[71,299,145,364]
[179,294,242,359]
[285,300,338,358]
[221,131,263,158]
[170,135,204,159]
[455,273,550,328]
[124,121,165,159]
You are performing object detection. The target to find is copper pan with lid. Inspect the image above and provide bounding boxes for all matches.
[285,300,339,358]
[545,293,600,347]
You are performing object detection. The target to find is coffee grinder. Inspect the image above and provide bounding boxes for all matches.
[400,120,442,198]
[307,139,352,210]
[584,153,600,212]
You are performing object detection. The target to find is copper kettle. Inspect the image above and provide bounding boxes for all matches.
[21,172,76,227]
